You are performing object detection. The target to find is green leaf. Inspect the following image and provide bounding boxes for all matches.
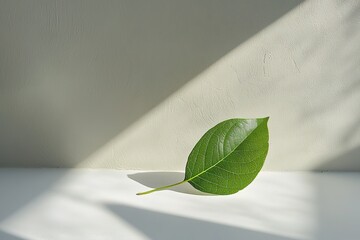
[137,117,269,195]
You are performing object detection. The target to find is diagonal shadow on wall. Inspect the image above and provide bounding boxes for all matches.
[0,0,303,167]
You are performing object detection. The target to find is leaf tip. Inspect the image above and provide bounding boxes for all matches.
[258,116,269,124]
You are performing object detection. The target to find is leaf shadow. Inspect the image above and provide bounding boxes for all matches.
[128,171,211,195]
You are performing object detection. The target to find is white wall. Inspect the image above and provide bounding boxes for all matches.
[1,0,359,170]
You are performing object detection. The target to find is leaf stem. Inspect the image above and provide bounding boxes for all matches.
[136,180,187,195]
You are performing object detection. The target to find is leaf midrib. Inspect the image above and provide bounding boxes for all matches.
[185,119,266,183]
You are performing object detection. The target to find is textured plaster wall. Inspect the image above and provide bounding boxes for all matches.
[0,0,359,170]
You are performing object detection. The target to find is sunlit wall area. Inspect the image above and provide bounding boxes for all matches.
[0,0,359,171]
[79,0,360,171]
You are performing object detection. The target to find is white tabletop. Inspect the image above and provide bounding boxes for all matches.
[0,169,359,240]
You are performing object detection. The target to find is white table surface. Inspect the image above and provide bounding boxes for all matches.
[0,169,359,240]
